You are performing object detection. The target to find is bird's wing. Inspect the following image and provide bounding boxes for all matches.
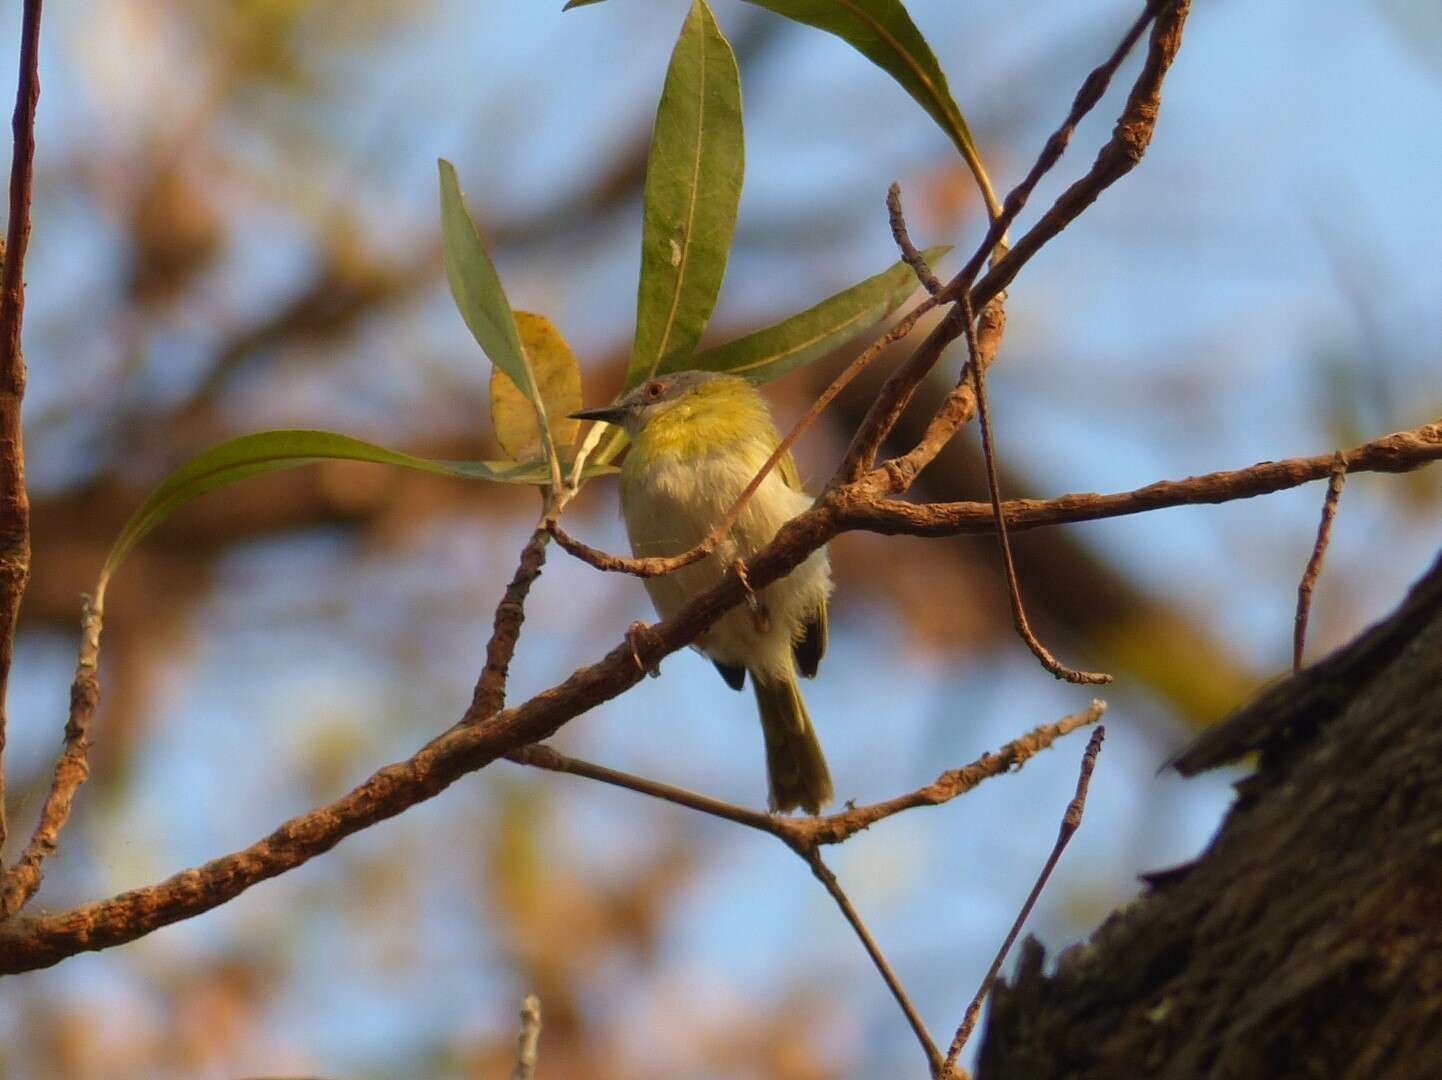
[712,658,747,691]
[794,598,828,679]
[776,447,826,677]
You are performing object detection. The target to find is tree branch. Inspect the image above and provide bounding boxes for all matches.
[0,0,45,859]
[838,0,1182,483]
[0,503,841,972]
[964,0,1190,314]
[1,413,1430,964]
[0,399,1430,967]
[839,422,1442,539]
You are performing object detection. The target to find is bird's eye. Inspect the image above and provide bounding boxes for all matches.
[642,380,664,402]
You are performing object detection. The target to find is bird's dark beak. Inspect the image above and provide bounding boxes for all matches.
[569,404,628,425]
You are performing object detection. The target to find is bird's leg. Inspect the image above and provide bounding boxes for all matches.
[626,620,662,678]
[731,561,771,634]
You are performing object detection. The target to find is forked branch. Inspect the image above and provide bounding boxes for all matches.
[840,0,1185,483]
[511,703,1106,1080]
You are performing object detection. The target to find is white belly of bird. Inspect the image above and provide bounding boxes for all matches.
[621,450,831,681]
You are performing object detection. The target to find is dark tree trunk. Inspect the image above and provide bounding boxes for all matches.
[976,551,1442,1079]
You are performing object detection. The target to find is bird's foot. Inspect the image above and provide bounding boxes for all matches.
[625,620,662,678]
[731,560,771,634]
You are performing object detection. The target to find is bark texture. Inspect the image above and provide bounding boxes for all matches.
[977,550,1442,1079]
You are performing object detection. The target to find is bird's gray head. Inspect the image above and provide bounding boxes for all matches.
[569,369,732,437]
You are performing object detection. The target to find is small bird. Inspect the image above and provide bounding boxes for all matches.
[572,371,834,814]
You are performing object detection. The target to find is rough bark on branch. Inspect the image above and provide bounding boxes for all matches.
[975,549,1442,1079]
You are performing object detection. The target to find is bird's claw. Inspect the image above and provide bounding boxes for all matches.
[731,561,771,634]
[626,621,661,678]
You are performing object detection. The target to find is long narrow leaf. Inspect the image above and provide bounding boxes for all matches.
[684,245,948,384]
[628,0,744,388]
[741,1,992,207]
[439,161,533,399]
[439,160,562,485]
[99,430,615,591]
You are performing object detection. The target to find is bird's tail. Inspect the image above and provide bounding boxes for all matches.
[752,672,833,815]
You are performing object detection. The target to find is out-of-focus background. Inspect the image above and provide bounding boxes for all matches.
[1,1,1440,1077]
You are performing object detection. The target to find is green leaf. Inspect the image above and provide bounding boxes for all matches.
[740,1,995,211]
[439,160,555,448]
[628,0,744,389]
[562,0,609,8]
[684,245,949,384]
[98,430,616,592]
[491,312,583,462]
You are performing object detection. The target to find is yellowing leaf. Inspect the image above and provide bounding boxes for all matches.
[490,312,583,462]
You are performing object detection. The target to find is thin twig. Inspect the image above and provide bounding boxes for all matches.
[839,0,1174,483]
[943,725,1106,1072]
[468,528,550,723]
[965,1,1190,314]
[547,294,940,579]
[800,699,1105,846]
[511,702,1106,849]
[961,293,1111,685]
[508,743,778,833]
[878,296,1007,494]
[1,596,102,915]
[511,994,542,1080]
[887,183,941,295]
[806,848,945,1076]
[937,1,1165,312]
[1293,452,1348,672]
[0,0,46,862]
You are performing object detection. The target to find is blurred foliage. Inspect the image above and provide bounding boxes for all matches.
[3,0,1440,1077]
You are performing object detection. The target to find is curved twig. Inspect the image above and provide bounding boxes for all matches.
[959,292,1111,685]
[887,182,942,295]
